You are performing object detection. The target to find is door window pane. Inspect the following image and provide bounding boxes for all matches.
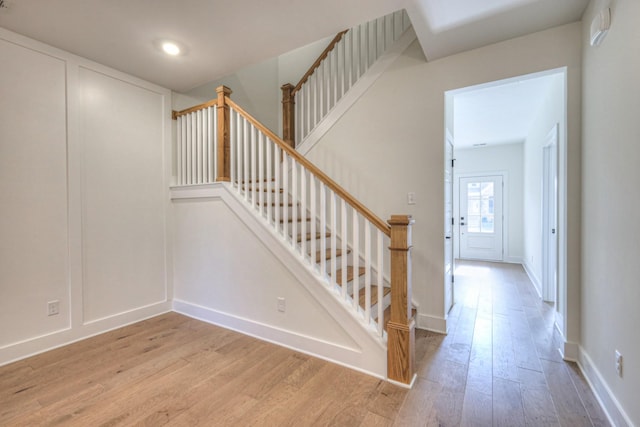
[467,180,495,233]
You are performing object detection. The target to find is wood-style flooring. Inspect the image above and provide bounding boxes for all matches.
[0,261,609,426]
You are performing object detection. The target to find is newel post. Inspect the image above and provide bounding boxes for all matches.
[216,85,232,182]
[281,83,295,148]
[387,214,416,386]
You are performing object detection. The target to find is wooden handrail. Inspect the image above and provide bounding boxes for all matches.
[172,99,219,120]
[292,30,349,95]
[226,96,391,237]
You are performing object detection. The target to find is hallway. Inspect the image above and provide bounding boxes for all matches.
[395,260,608,426]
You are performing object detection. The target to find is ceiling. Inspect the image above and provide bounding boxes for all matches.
[0,0,589,92]
[451,72,563,149]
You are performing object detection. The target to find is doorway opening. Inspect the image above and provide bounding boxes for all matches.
[444,68,568,336]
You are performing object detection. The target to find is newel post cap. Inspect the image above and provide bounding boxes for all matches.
[215,85,232,96]
[388,214,415,226]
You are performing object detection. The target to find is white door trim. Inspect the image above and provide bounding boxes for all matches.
[542,124,559,303]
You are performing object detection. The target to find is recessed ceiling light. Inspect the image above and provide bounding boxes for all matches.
[162,42,181,56]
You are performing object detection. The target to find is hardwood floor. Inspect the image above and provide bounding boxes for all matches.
[0,261,608,426]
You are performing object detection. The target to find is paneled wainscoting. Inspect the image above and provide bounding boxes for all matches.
[1,261,607,426]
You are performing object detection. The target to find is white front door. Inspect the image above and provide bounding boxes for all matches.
[444,133,454,313]
[459,175,503,261]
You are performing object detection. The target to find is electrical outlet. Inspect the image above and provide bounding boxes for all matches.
[47,300,60,316]
[615,350,623,377]
[277,297,286,313]
[407,192,416,205]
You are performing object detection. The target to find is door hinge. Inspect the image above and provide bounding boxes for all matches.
[452,274,455,283]
[451,217,454,225]
[451,158,456,168]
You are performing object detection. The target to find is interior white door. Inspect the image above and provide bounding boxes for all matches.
[444,133,454,313]
[459,175,503,261]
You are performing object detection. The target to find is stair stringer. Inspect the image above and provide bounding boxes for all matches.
[296,27,417,156]
[171,183,388,379]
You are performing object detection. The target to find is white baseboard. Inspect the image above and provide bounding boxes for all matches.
[560,340,579,362]
[0,301,172,367]
[416,313,447,334]
[522,261,543,299]
[503,256,523,264]
[578,347,633,427]
[173,299,385,380]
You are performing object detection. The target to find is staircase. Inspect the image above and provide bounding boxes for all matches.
[244,177,393,327]
[171,10,416,386]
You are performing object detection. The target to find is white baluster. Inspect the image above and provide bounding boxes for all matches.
[266,138,272,224]
[365,221,372,321]
[176,116,182,185]
[310,175,317,270]
[307,75,313,134]
[243,117,249,201]
[274,145,281,233]
[330,190,337,290]
[228,108,232,187]
[377,229,384,335]
[298,89,303,142]
[341,199,348,300]
[203,108,208,183]
[291,158,298,248]
[320,184,327,279]
[352,210,359,310]
[212,107,217,182]
[184,114,193,185]
[364,22,370,72]
[332,47,338,109]
[259,132,264,215]
[301,167,308,259]
[282,155,289,241]
[210,107,219,182]
[233,110,240,188]
[251,126,257,209]
[351,26,361,85]
[197,109,202,184]
[318,61,324,123]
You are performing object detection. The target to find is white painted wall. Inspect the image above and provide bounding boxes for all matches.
[0,28,172,365]
[0,34,70,346]
[454,143,525,263]
[304,23,582,335]
[522,73,565,295]
[184,58,280,133]
[177,35,333,136]
[581,0,640,425]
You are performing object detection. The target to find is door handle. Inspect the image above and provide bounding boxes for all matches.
[552,228,556,234]
[445,236,451,239]
[461,222,465,226]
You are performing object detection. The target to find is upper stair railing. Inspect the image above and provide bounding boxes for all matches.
[172,86,415,386]
[281,10,411,148]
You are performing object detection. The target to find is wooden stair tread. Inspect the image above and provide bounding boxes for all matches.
[280,217,311,224]
[358,285,391,309]
[314,248,349,263]
[297,232,331,243]
[242,187,284,193]
[262,201,294,207]
[333,267,366,285]
[241,178,276,184]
